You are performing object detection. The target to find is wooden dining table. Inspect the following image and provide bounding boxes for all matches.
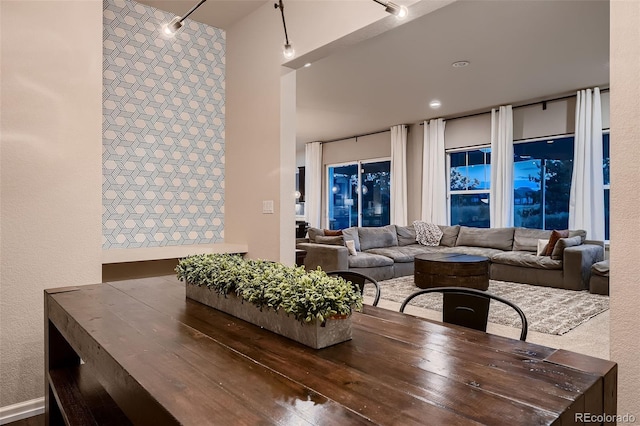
[45,275,616,425]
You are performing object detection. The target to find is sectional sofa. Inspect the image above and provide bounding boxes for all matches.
[296,224,605,291]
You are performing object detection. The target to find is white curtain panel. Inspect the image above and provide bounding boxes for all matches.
[390,125,408,226]
[305,141,323,228]
[569,87,604,240]
[421,118,448,224]
[490,105,514,227]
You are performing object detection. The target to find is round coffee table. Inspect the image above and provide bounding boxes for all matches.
[414,252,490,290]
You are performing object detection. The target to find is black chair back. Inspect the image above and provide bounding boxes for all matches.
[400,287,528,341]
[326,270,381,307]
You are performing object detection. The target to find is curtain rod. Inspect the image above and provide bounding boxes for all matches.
[309,127,396,145]
[419,87,610,125]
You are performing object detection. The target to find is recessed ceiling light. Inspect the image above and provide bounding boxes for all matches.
[452,60,470,68]
[303,63,311,68]
[429,100,442,109]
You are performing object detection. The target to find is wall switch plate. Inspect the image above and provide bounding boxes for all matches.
[262,200,274,214]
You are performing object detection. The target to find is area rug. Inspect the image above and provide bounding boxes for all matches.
[365,276,609,335]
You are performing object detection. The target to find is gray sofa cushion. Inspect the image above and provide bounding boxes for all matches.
[569,229,587,243]
[358,225,398,251]
[441,246,505,258]
[365,245,446,263]
[513,228,552,252]
[591,259,610,276]
[342,227,360,251]
[307,227,324,242]
[365,247,414,263]
[438,225,460,247]
[315,235,344,245]
[551,236,583,260]
[396,225,416,246]
[491,251,562,270]
[348,252,394,268]
[401,244,448,256]
[455,226,515,251]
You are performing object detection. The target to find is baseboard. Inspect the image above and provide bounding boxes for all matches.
[0,398,44,425]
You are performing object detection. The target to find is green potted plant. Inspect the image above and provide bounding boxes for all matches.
[176,254,363,348]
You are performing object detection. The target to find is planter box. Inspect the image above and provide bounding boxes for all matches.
[186,283,352,349]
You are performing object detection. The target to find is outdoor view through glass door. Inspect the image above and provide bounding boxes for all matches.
[327,160,391,230]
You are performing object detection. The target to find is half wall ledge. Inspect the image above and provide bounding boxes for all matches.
[102,243,249,264]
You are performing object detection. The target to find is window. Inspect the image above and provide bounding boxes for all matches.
[513,136,574,230]
[448,149,491,228]
[446,134,609,236]
[327,160,390,230]
[603,132,610,240]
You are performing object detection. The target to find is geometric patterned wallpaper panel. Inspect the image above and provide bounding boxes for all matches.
[103,0,225,249]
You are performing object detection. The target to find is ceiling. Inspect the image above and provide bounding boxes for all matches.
[296,0,610,144]
[135,0,267,30]
[133,0,609,147]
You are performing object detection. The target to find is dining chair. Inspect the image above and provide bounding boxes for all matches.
[399,286,528,341]
[326,270,381,307]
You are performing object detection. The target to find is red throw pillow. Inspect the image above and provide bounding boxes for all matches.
[324,229,343,236]
[545,229,569,256]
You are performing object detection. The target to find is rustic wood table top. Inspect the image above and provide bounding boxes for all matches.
[45,275,616,425]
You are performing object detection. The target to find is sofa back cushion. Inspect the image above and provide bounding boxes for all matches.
[513,228,552,252]
[342,227,360,252]
[438,225,460,247]
[396,225,416,246]
[307,227,324,242]
[358,225,398,251]
[569,229,587,243]
[455,226,515,251]
[551,236,583,260]
[315,235,344,245]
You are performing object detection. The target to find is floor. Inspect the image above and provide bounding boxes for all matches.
[5,414,43,426]
[376,296,610,360]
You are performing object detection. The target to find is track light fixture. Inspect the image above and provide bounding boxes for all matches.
[274,0,295,59]
[372,0,408,19]
[160,0,403,58]
[163,0,208,36]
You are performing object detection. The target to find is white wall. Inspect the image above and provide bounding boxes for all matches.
[225,3,291,262]
[610,0,640,415]
[225,1,400,260]
[322,131,391,165]
[312,92,610,227]
[0,0,103,407]
[444,91,610,150]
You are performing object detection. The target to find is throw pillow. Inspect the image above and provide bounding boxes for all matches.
[551,236,583,260]
[345,239,358,256]
[413,221,443,246]
[545,229,569,256]
[324,229,343,236]
[536,239,549,256]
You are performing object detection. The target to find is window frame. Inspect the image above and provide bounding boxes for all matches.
[603,129,610,243]
[446,145,491,227]
[446,131,609,236]
[325,157,391,229]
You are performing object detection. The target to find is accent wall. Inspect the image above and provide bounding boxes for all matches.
[103,0,225,249]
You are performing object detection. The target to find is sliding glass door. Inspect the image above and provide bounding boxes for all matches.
[327,164,359,230]
[327,159,390,230]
